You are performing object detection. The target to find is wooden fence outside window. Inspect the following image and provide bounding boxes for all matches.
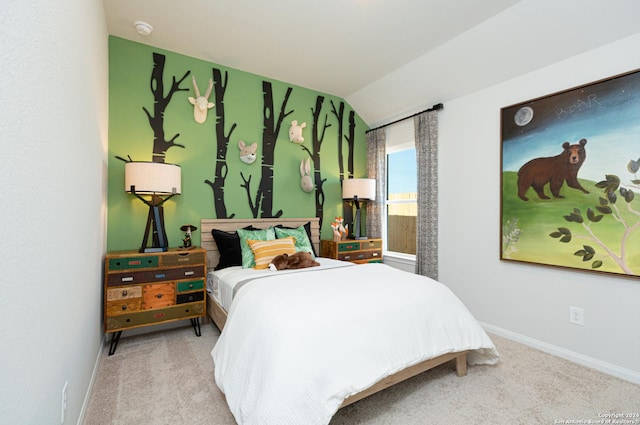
[387,193,416,255]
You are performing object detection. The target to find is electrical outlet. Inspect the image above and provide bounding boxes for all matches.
[569,306,584,326]
[61,381,68,424]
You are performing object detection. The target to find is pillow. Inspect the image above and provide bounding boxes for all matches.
[274,224,316,259]
[211,226,256,270]
[247,237,296,269]
[237,227,276,268]
[275,221,318,257]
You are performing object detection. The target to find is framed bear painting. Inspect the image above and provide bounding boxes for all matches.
[500,68,640,279]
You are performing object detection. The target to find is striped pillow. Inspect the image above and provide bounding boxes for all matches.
[247,237,296,269]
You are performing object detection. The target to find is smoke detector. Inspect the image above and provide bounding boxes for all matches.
[134,21,153,36]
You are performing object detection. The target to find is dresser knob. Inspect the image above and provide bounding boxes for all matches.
[121,305,127,311]
[156,294,163,299]
[189,284,194,289]
[122,291,128,296]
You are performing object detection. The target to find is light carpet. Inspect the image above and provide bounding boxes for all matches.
[83,323,640,425]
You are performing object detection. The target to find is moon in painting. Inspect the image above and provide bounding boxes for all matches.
[514,106,534,126]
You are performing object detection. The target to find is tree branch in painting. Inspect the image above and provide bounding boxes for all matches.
[142,52,190,163]
[549,173,639,274]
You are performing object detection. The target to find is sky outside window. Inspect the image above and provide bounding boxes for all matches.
[388,148,417,196]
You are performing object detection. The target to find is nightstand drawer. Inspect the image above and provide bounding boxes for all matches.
[337,242,361,252]
[161,251,205,267]
[106,298,142,316]
[360,239,382,250]
[338,249,382,262]
[177,291,205,304]
[106,286,142,301]
[143,283,176,309]
[176,279,204,293]
[105,302,205,331]
[106,266,205,287]
[107,255,159,271]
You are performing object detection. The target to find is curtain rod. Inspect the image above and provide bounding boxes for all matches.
[365,103,443,134]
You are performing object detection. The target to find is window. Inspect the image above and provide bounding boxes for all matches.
[386,147,416,256]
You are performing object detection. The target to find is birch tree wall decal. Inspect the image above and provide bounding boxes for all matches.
[241,81,293,218]
[204,67,237,218]
[331,101,358,228]
[345,109,356,179]
[301,95,331,229]
[142,53,191,163]
[330,100,357,181]
[330,100,346,181]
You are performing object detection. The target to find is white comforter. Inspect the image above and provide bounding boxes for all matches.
[212,262,499,425]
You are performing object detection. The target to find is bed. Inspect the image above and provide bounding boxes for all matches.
[201,217,499,425]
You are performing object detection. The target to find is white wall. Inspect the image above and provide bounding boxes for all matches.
[348,0,640,127]
[439,34,640,383]
[0,0,108,424]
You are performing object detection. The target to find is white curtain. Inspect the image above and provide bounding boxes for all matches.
[366,128,386,239]
[414,110,439,278]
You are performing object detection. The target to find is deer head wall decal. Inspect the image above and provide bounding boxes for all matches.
[188,76,214,124]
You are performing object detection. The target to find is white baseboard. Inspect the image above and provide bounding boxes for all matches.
[481,322,640,386]
[77,336,105,425]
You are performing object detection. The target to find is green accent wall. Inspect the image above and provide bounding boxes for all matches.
[108,37,368,251]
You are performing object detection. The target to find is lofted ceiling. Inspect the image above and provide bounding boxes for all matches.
[104,0,640,126]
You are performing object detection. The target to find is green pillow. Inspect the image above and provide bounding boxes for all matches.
[237,227,276,268]
[275,225,315,259]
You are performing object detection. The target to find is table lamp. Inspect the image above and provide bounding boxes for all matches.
[342,178,376,239]
[125,162,181,253]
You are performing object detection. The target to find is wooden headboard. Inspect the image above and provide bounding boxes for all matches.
[200,218,321,271]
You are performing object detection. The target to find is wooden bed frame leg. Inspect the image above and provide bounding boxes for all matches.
[455,352,468,377]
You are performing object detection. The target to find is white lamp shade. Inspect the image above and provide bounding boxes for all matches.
[342,178,376,201]
[125,162,181,195]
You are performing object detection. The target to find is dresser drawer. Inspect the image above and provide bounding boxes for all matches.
[143,283,176,309]
[176,279,204,293]
[338,249,382,262]
[161,251,205,267]
[105,302,205,331]
[106,298,143,316]
[337,242,361,252]
[106,286,142,301]
[107,255,159,271]
[176,291,205,304]
[106,265,205,287]
[360,239,382,250]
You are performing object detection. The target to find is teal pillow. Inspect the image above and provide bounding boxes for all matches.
[275,225,315,259]
[237,227,276,268]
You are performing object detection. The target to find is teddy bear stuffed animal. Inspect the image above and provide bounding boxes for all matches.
[269,252,320,270]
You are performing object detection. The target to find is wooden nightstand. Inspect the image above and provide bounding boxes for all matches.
[104,247,207,355]
[320,238,383,264]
